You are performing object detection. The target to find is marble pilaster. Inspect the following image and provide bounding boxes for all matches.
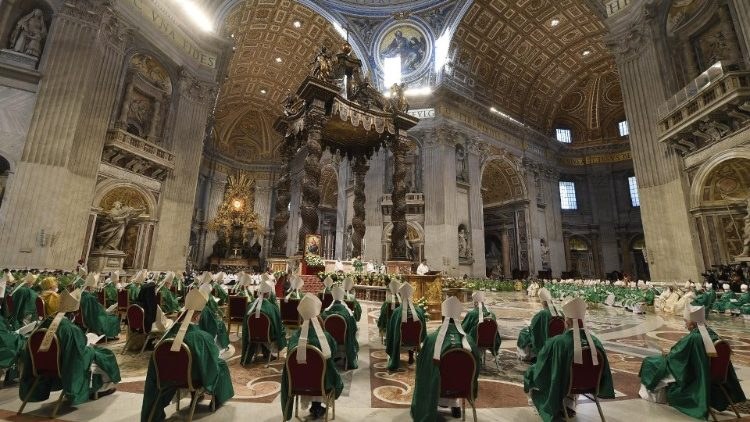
[466,141,486,276]
[334,157,350,260]
[201,173,227,264]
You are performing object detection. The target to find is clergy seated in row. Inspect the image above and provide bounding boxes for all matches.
[128,270,147,302]
[197,282,231,350]
[0,314,24,381]
[141,289,235,422]
[411,296,480,421]
[242,280,285,365]
[655,286,680,313]
[524,297,614,422]
[258,272,278,301]
[234,272,254,297]
[377,280,401,338]
[639,304,747,419]
[343,276,362,321]
[386,282,426,371]
[673,285,697,316]
[10,273,39,326]
[281,294,343,420]
[321,285,359,370]
[20,289,120,406]
[517,288,561,362]
[101,271,118,305]
[81,273,120,340]
[527,280,541,297]
[285,275,305,300]
[321,275,334,295]
[158,272,181,314]
[737,284,750,316]
[39,276,60,317]
[211,272,229,305]
[710,284,735,314]
[462,291,501,356]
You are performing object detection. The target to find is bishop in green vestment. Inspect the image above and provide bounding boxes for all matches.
[141,288,234,422]
[728,284,749,314]
[241,281,286,365]
[281,294,343,420]
[197,283,230,349]
[386,282,426,371]
[20,289,120,406]
[639,304,746,419]
[0,314,23,379]
[524,297,614,422]
[321,285,358,370]
[157,272,180,314]
[516,287,561,361]
[377,279,401,338]
[10,273,39,325]
[462,291,501,355]
[411,296,480,422]
[81,273,120,339]
[343,276,362,321]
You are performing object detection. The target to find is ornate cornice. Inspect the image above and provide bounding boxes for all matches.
[178,67,218,104]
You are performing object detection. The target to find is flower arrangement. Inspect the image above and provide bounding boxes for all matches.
[415,296,428,312]
[463,278,531,292]
[273,270,286,280]
[442,277,467,289]
[304,254,325,267]
[352,257,363,273]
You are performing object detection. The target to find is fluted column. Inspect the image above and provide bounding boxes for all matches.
[0,2,130,268]
[151,70,217,270]
[351,155,368,258]
[201,173,227,263]
[731,0,750,63]
[253,180,273,258]
[466,140,485,276]
[605,7,703,280]
[297,101,325,253]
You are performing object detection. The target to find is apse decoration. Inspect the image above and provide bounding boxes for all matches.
[375,21,432,81]
[208,172,263,239]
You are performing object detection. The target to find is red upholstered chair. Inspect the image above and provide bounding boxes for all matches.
[285,346,336,421]
[564,347,606,422]
[34,296,46,320]
[18,329,64,418]
[123,304,160,355]
[226,295,248,334]
[379,302,400,345]
[146,340,215,422]
[439,348,478,421]
[117,289,129,324]
[709,340,741,421]
[476,318,501,370]
[548,316,566,338]
[280,298,301,330]
[324,314,348,369]
[398,317,423,364]
[243,312,275,367]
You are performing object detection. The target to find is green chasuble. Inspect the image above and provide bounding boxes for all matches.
[461,307,501,355]
[377,301,399,334]
[410,322,480,422]
[347,299,362,322]
[0,315,23,373]
[280,325,343,421]
[103,284,117,305]
[198,301,230,349]
[710,291,734,313]
[639,327,746,419]
[140,323,234,422]
[80,291,120,338]
[159,288,180,314]
[321,302,359,370]
[127,283,141,303]
[19,317,121,406]
[728,292,750,312]
[385,305,426,371]
[213,284,229,306]
[517,308,554,356]
[11,286,38,325]
[524,329,615,422]
[241,298,286,363]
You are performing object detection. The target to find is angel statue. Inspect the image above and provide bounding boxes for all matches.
[721,189,750,257]
[9,9,47,57]
[387,83,408,113]
[310,46,333,80]
[95,202,144,251]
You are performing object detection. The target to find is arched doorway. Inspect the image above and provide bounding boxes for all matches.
[630,234,649,280]
[691,156,750,266]
[481,157,528,278]
[567,235,594,278]
[383,222,424,264]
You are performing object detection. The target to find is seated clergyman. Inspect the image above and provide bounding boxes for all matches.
[410,296,480,421]
[639,304,746,419]
[242,280,285,364]
[386,282,426,371]
[281,294,343,420]
[377,279,400,337]
[516,287,560,361]
[524,297,614,422]
[141,288,234,422]
[462,291,501,355]
[321,285,359,370]
[20,289,120,405]
[39,276,60,316]
[81,273,120,340]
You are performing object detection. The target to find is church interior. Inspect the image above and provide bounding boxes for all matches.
[0,0,749,421]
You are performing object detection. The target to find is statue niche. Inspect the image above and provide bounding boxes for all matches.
[8,8,47,57]
[116,54,172,145]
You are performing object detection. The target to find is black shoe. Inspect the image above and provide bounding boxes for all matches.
[451,407,461,418]
[408,351,415,365]
[91,388,116,400]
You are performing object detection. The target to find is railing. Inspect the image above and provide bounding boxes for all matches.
[658,61,729,120]
[105,128,176,169]
[381,193,425,204]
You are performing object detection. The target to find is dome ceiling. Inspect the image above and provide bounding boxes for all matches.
[448,0,617,132]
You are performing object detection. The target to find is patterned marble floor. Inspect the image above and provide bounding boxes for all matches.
[0,291,748,421]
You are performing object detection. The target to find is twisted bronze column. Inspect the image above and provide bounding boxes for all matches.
[270,137,294,256]
[297,107,325,253]
[390,133,410,260]
[351,155,369,258]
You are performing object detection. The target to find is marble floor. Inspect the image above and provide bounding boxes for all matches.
[0,292,749,421]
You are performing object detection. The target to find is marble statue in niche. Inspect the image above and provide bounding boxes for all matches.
[9,9,47,57]
[95,201,144,251]
[458,224,472,261]
[540,238,551,270]
[456,144,468,182]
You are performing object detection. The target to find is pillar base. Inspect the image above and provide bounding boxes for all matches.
[88,249,126,272]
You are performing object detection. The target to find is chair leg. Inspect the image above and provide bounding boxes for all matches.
[294,394,299,419]
[51,391,66,419]
[176,389,181,411]
[494,352,500,371]
[187,390,200,422]
[562,404,570,422]
[147,390,163,422]
[470,399,478,422]
[709,408,718,422]
[462,398,466,421]
[140,334,149,354]
[17,377,40,415]
[593,396,606,422]
[720,385,741,418]
[121,335,131,355]
[266,344,272,368]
